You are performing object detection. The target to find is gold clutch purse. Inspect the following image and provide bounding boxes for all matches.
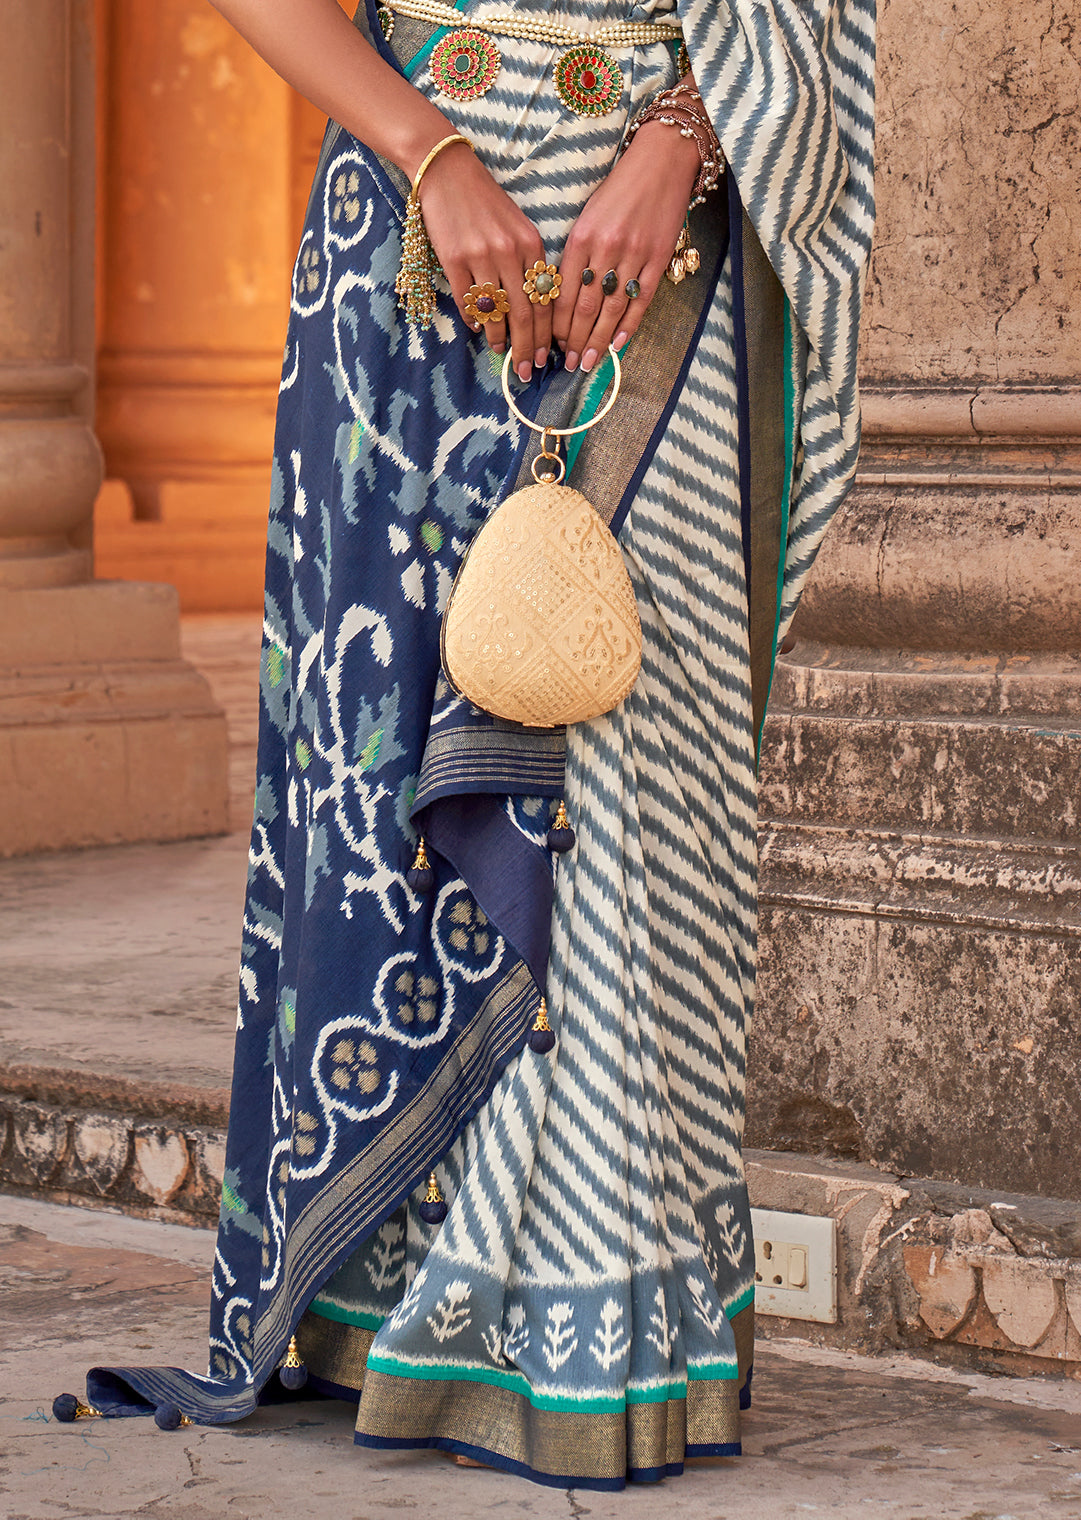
[441,348,642,729]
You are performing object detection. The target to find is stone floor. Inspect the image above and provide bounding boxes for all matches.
[3,1196,1081,1520]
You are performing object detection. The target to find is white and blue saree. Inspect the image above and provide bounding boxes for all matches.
[89,0,875,1489]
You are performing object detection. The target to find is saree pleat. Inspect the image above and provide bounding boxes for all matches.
[87,0,875,1488]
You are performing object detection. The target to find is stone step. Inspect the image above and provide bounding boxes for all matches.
[761,706,1081,840]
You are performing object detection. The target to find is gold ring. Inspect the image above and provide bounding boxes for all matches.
[523,260,562,306]
[464,282,510,323]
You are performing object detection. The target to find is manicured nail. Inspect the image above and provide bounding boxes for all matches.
[614,331,629,349]
[518,361,532,382]
[565,351,579,372]
[535,347,548,368]
[581,348,598,373]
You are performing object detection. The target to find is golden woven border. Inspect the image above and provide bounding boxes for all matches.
[300,1298,753,1479]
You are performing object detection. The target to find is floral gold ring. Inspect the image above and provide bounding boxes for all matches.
[523,260,563,306]
[464,282,510,323]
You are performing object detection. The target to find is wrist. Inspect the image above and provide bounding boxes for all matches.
[625,119,701,193]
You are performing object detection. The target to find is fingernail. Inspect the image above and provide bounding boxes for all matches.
[535,347,548,368]
[614,331,629,348]
[518,361,532,382]
[582,349,598,373]
[491,343,505,354]
[566,352,579,372]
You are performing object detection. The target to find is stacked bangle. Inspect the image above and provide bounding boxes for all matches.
[623,82,724,208]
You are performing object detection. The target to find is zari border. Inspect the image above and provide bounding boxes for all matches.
[352,1365,741,1490]
[304,1300,752,1490]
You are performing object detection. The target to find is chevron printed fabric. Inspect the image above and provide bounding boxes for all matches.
[86,0,875,1491]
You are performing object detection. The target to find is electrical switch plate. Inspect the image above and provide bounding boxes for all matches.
[750,1207,837,1323]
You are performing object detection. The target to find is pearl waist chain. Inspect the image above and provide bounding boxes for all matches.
[382,0,683,49]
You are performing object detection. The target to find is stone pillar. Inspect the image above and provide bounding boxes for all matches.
[751,0,1081,1199]
[0,0,227,856]
[93,0,294,611]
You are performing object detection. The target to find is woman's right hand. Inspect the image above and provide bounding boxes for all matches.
[418,142,552,381]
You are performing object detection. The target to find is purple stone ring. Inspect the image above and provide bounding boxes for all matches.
[464,281,510,325]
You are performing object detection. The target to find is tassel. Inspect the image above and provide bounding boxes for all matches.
[278,1335,309,1391]
[546,800,575,854]
[52,1393,101,1422]
[528,997,556,1054]
[406,836,435,893]
[154,1402,193,1430]
[395,188,440,329]
[419,1170,448,1224]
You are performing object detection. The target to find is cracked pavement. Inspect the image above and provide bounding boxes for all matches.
[3,1196,1081,1519]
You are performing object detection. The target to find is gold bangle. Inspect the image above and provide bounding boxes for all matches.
[396,133,474,329]
[410,132,474,201]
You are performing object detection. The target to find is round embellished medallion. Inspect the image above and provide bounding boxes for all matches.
[554,47,623,117]
[430,30,502,101]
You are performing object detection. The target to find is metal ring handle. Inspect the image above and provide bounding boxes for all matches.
[501,345,622,437]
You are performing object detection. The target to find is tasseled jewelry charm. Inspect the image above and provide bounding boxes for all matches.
[419,1170,448,1224]
[278,1335,309,1391]
[154,1402,194,1430]
[547,800,575,854]
[395,185,440,327]
[528,997,556,1054]
[52,1394,103,1422]
[407,836,435,893]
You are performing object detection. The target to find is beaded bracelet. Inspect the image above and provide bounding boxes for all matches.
[624,83,724,208]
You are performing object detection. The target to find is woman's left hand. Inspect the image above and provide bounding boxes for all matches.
[551,119,701,372]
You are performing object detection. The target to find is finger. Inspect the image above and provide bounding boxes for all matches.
[610,258,667,351]
[551,242,589,350]
[521,257,555,369]
[561,261,608,371]
[531,275,556,370]
[498,246,541,382]
[577,271,633,373]
[445,259,483,332]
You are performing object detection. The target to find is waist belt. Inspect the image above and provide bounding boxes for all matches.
[382,0,682,48]
[380,1,683,112]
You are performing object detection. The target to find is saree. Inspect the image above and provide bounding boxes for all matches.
[87,0,876,1490]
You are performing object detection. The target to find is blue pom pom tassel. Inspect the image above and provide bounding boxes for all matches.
[154,1403,184,1431]
[527,998,556,1054]
[547,800,575,854]
[407,837,435,893]
[279,1336,309,1391]
[52,1393,80,1422]
[419,1170,448,1224]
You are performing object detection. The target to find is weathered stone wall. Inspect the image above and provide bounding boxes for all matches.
[750,0,1081,1199]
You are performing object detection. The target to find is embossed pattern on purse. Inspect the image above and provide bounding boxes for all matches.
[440,475,642,728]
[440,345,642,729]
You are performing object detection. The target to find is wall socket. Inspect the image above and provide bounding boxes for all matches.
[750,1207,838,1323]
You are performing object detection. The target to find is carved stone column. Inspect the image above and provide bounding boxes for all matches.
[751,0,1081,1198]
[92,0,294,610]
[0,0,227,855]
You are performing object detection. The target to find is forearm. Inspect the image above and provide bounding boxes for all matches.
[208,0,455,178]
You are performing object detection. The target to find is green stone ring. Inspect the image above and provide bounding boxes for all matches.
[524,259,563,306]
[601,269,618,296]
[625,278,641,299]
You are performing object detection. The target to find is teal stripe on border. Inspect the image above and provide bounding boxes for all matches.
[402,0,470,81]
[366,1352,740,1412]
[564,343,625,479]
[729,1283,756,1318]
[308,1298,386,1331]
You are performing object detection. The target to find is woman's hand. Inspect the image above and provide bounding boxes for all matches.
[552,121,701,372]
[419,144,555,381]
